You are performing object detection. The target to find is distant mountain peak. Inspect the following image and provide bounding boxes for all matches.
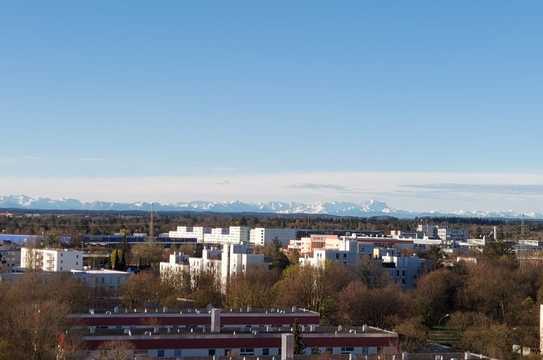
[0,194,540,219]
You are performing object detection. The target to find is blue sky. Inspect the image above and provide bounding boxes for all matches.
[1,2,542,211]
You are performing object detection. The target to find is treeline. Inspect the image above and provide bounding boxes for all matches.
[1,212,542,240]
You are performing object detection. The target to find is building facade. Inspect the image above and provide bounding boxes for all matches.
[249,228,298,247]
[0,248,21,272]
[168,226,250,245]
[299,239,360,268]
[71,269,131,290]
[20,248,83,272]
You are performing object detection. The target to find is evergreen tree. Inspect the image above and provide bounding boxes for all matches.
[292,319,305,355]
[119,250,127,271]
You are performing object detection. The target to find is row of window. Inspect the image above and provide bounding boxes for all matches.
[152,346,371,358]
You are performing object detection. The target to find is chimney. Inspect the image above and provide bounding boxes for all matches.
[211,308,221,333]
[281,333,294,360]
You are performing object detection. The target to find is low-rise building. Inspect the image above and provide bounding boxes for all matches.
[438,227,468,244]
[69,308,399,359]
[71,269,132,290]
[20,247,83,272]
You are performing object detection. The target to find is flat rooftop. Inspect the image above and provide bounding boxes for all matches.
[71,308,318,317]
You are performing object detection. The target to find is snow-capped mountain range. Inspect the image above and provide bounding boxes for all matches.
[0,195,541,219]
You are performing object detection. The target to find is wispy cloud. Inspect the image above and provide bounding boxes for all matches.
[288,183,360,193]
[402,183,543,195]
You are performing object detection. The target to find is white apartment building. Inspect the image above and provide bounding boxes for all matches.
[168,226,250,245]
[159,244,270,292]
[299,239,360,268]
[168,226,209,242]
[249,228,298,247]
[0,248,21,272]
[20,248,83,272]
[71,269,131,290]
[220,243,269,287]
[159,252,190,280]
[374,248,427,289]
[205,226,250,244]
[188,247,223,278]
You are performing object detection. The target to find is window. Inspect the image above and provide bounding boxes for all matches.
[208,349,216,356]
[262,348,269,356]
[240,348,254,355]
[326,347,333,354]
[341,347,354,354]
[174,350,182,357]
[157,349,165,358]
[311,347,320,355]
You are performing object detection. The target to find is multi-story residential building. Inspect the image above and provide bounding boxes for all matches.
[220,243,269,287]
[20,248,83,272]
[299,239,360,268]
[69,308,399,359]
[373,248,427,288]
[160,244,270,291]
[0,246,21,272]
[159,252,190,280]
[168,226,250,244]
[249,228,298,247]
[188,247,223,279]
[288,234,341,256]
[71,269,132,290]
[205,226,250,244]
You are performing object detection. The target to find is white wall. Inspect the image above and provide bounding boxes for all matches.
[249,228,298,247]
